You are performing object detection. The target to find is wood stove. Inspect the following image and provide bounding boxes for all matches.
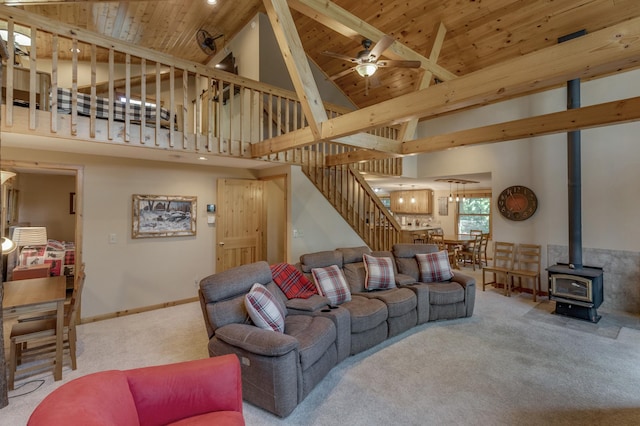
[545,30,604,324]
[547,263,604,323]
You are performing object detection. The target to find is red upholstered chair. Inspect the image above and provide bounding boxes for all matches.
[28,355,244,426]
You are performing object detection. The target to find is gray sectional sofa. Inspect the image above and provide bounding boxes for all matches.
[198,244,475,418]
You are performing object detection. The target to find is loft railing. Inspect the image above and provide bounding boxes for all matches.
[0,6,402,178]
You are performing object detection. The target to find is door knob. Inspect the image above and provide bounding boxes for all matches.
[218,242,225,246]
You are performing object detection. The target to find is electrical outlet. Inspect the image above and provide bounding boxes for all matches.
[109,233,117,244]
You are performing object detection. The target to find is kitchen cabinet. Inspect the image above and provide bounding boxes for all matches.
[390,190,433,214]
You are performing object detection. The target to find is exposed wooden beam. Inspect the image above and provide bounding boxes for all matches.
[263,0,327,139]
[251,16,640,158]
[332,133,402,154]
[288,0,457,82]
[1,0,164,4]
[325,149,401,166]
[397,21,447,143]
[402,96,640,154]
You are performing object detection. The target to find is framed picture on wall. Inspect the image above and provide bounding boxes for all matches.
[132,194,197,238]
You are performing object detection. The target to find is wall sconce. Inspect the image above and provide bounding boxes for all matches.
[1,237,17,254]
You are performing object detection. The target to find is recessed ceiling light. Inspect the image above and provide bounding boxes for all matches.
[207,0,218,4]
[198,156,207,161]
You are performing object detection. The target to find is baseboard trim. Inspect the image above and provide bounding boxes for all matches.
[80,297,199,324]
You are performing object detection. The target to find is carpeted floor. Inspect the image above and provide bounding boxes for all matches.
[2,267,640,425]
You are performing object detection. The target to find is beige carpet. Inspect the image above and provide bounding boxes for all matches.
[2,267,640,425]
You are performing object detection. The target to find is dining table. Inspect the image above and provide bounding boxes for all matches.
[2,275,67,381]
[443,234,477,247]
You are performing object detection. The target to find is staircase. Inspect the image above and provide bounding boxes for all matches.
[302,162,401,251]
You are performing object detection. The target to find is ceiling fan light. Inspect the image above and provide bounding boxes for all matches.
[356,63,378,77]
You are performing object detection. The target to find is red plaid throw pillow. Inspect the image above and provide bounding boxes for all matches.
[311,265,351,305]
[416,251,454,283]
[270,263,317,299]
[244,283,285,333]
[363,254,396,290]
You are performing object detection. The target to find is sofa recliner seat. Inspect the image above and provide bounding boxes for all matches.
[338,246,418,338]
[199,261,340,418]
[299,250,391,355]
[392,244,476,323]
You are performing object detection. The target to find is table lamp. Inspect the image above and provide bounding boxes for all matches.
[11,226,47,267]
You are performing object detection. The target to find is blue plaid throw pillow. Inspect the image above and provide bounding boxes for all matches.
[363,254,396,290]
[416,251,454,283]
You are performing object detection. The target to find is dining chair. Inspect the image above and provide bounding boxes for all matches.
[459,234,482,270]
[469,229,483,236]
[430,234,459,269]
[479,233,490,267]
[482,242,516,292]
[507,244,542,301]
[8,265,86,390]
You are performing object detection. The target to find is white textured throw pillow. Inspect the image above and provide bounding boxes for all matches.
[244,283,286,333]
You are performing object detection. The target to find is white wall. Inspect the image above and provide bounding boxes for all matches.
[2,146,257,319]
[416,68,640,267]
[17,173,76,242]
[289,166,365,262]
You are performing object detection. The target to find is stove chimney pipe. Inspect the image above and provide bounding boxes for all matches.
[560,30,586,269]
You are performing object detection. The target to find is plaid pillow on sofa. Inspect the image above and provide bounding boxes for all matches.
[416,251,454,283]
[311,265,351,305]
[244,283,286,333]
[363,254,396,290]
[270,263,317,299]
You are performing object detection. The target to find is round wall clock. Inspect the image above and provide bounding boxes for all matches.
[497,185,538,221]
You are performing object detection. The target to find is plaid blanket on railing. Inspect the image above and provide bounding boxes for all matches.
[56,88,171,123]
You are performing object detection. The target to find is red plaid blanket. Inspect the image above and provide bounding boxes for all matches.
[270,263,317,299]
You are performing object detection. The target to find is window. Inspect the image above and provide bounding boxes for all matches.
[457,195,491,235]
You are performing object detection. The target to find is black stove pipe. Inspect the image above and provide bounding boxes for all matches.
[560,30,586,270]
[567,78,582,269]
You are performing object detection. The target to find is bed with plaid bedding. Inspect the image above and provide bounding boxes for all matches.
[56,88,171,123]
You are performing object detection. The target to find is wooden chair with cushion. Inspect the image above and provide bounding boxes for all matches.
[507,244,542,301]
[482,242,515,292]
[8,264,85,389]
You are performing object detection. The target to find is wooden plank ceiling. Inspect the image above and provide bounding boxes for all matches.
[3,0,640,110]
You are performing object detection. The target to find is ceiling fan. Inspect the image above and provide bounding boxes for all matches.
[322,35,421,93]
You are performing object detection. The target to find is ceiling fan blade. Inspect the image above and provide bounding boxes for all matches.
[329,67,356,81]
[377,59,421,68]
[368,35,394,61]
[322,51,359,63]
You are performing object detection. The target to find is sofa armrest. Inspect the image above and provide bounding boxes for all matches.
[215,323,298,357]
[451,271,476,289]
[285,294,330,312]
[126,355,243,425]
[395,273,416,285]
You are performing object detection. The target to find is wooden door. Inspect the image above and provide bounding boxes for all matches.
[216,178,265,272]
